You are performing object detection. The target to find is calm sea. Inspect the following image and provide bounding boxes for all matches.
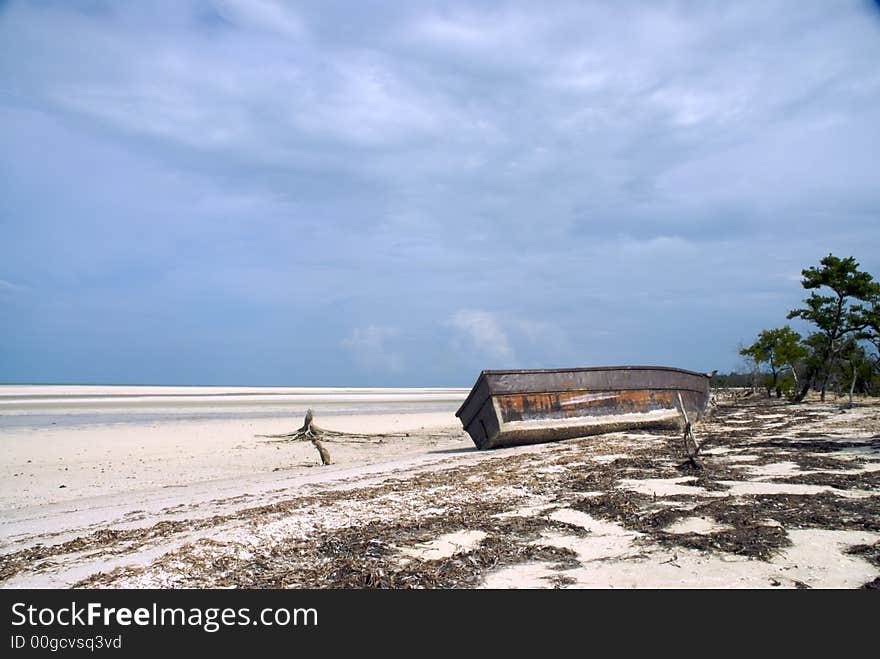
[0,386,469,430]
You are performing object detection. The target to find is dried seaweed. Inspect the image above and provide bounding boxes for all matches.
[769,470,880,490]
[74,507,583,589]
[845,541,880,569]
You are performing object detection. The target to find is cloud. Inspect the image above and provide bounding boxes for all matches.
[341,325,405,374]
[0,278,26,305]
[447,309,514,361]
[214,0,305,39]
[1,1,879,384]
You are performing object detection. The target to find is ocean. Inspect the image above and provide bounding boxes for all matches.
[0,385,469,431]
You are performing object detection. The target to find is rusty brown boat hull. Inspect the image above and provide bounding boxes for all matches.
[455,366,711,450]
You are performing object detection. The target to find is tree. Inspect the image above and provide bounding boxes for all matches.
[739,326,807,397]
[837,337,871,407]
[801,332,830,393]
[787,254,876,401]
[736,343,763,393]
[850,284,880,394]
[774,326,809,389]
[857,284,880,370]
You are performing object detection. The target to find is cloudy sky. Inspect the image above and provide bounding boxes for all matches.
[2,1,879,386]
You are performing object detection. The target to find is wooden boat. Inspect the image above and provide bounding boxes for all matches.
[455,365,711,449]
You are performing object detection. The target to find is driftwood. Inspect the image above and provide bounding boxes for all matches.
[256,409,411,466]
[256,409,332,465]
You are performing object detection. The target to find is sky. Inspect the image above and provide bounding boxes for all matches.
[2,1,880,387]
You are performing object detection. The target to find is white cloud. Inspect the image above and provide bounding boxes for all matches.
[408,8,540,54]
[0,279,25,293]
[447,309,514,360]
[515,319,559,344]
[214,0,305,39]
[289,56,448,148]
[341,325,405,373]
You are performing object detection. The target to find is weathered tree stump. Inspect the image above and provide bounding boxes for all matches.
[256,410,412,466]
[311,437,333,466]
[257,409,333,465]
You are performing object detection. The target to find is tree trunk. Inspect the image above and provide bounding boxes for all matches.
[311,437,333,466]
[256,410,410,465]
[300,410,332,465]
[768,369,779,398]
[848,367,857,407]
[259,409,333,465]
[791,368,814,403]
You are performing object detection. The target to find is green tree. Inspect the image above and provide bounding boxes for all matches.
[802,332,831,391]
[856,283,880,389]
[857,284,880,372]
[739,326,807,397]
[787,254,876,401]
[837,337,870,407]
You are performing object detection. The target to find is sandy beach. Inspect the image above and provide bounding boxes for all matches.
[0,385,468,509]
[1,387,879,589]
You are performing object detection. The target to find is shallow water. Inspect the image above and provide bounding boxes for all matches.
[0,386,468,430]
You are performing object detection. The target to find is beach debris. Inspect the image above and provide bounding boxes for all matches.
[256,409,414,466]
[257,409,333,465]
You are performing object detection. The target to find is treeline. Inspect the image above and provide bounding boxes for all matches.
[732,254,880,403]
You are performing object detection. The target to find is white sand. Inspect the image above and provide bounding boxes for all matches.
[0,385,468,512]
[664,517,733,535]
[618,477,718,497]
[744,461,808,479]
[399,530,487,561]
[0,411,463,511]
[483,528,879,589]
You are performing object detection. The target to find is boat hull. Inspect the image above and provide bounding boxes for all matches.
[455,366,711,450]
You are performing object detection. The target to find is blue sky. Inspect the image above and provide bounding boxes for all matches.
[2,1,880,386]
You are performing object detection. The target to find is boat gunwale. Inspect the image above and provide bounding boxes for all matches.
[455,365,711,419]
